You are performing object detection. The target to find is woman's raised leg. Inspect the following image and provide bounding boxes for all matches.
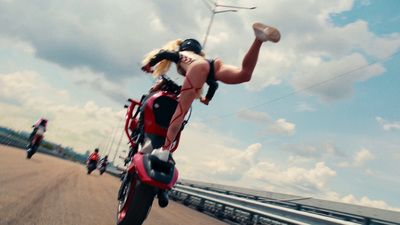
[214,39,263,84]
[214,23,280,85]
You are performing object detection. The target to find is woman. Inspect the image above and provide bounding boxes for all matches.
[141,22,280,161]
[28,117,48,150]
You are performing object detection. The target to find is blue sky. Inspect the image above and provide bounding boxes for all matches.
[1,0,400,211]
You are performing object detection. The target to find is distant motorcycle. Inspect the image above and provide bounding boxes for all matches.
[87,154,99,175]
[99,159,107,175]
[117,75,190,225]
[27,125,45,159]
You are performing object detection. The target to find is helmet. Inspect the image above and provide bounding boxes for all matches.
[105,155,108,159]
[95,148,99,153]
[179,39,202,55]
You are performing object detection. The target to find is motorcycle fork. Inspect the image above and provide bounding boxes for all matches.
[118,173,133,200]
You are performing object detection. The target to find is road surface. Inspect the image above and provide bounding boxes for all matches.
[0,145,227,225]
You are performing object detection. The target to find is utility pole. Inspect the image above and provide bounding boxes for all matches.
[202,0,256,49]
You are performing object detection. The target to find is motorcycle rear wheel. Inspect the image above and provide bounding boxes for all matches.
[26,148,35,159]
[87,163,96,174]
[117,174,156,225]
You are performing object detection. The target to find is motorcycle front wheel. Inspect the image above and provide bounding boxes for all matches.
[117,174,156,225]
[26,140,38,159]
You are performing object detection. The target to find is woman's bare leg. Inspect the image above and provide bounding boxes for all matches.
[214,38,263,84]
[163,60,209,150]
[214,23,280,84]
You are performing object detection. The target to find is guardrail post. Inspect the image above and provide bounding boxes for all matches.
[217,204,225,219]
[183,194,191,206]
[248,212,255,224]
[362,217,371,225]
[197,198,205,212]
[253,214,260,225]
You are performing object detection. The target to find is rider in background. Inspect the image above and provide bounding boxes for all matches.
[28,117,48,148]
[141,22,280,161]
[87,148,100,166]
[99,155,108,168]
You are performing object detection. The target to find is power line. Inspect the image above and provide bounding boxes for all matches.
[201,51,400,123]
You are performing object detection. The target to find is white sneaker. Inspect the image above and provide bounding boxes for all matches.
[151,149,170,162]
[253,23,280,43]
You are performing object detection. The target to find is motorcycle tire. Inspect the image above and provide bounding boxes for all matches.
[27,139,39,159]
[27,149,35,159]
[117,174,156,225]
[87,163,96,174]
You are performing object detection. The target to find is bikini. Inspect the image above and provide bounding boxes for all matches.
[149,50,218,100]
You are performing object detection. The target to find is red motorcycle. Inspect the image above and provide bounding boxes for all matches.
[87,153,99,175]
[116,75,190,225]
[98,157,108,175]
[27,120,47,159]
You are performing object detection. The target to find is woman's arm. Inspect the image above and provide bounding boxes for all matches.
[201,80,219,105]
[142,50,180,72]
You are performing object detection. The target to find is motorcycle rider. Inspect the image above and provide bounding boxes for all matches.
[87,148,100,173]
[28,117,48,151]
[87,148,99,163]
[141,22,280,162]
[99,155,108,170]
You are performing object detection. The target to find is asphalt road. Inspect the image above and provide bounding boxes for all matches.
[0,145,227,225]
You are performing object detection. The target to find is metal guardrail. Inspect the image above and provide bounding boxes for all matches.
[0,132,63,158]
[171,185,358,225]
[0,132,31,149]
[171,180,400,225]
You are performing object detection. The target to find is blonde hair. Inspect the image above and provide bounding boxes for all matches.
[142,39,183,78]
[142,39,206,98]
[143,39,206,78]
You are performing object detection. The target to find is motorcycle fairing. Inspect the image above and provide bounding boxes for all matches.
[143,92,178,137]
[132,153,178,190]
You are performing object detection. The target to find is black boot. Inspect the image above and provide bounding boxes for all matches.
[157,189,169,208]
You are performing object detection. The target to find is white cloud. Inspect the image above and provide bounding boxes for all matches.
[244,49,285,91]
[376,116,400,131]
[393,153,400,160]
[0,71,40,100]
[0,71,124,154]
[338,148,375,167]
[296,102,317,112]
[235,109,272,122]
[281,140,344,158]
[174,121,260,181]
[362,33,400,59]
[204,143,261,178]
[265,119,296,136]
[0,71,71,103]
[292,53,385,103]
[341,195,400,212]
[149,15,167,33]
[177,127,338,197]
[235,109,295,136]
[242,162,337,196]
